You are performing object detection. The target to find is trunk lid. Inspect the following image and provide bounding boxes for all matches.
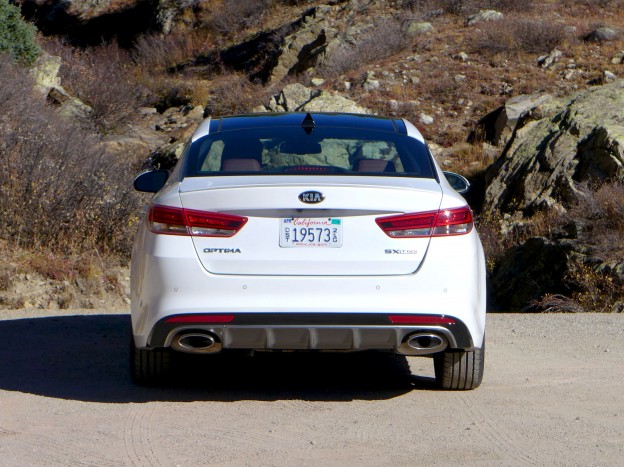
[178,176,442,276]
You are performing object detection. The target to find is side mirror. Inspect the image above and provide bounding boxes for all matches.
[133,170,169,193]
[443,171,470,194]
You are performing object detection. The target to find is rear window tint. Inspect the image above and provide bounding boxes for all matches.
[184,127,435,178]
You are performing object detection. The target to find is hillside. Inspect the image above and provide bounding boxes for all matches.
[1,0,623,311]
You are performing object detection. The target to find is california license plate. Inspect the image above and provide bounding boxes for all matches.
[280,218,343,247]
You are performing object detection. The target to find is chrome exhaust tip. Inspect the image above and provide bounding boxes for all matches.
[171,332,222,354]
[398,332,448,356]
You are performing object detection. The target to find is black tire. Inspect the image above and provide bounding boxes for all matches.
[130,339,173,385]
[434,339,485,390]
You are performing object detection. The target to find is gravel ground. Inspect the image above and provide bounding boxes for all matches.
[0,309,622,466]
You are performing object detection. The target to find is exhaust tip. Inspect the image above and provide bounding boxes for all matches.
[171,332,222,354]
[399,332,447,356]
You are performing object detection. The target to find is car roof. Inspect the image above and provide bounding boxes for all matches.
[191,112,423,142]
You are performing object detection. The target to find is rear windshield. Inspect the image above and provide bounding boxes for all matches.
[183,127,435,178]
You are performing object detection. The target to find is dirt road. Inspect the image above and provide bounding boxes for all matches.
[0,309,622,466]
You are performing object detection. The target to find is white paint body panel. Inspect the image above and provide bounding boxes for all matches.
[178,176,443,275]
[131,115,486,353]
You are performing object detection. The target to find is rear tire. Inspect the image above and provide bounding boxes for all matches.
[130,339,172,385]
[434,339,485,390]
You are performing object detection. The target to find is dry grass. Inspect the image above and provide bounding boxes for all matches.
[203,73,275,116]
[207,0,271,37]
[319,16,410,77]
[481,181,624,312]
[133,31,213,72]
[475,18,567,54]
[569,263,623,313]
[0,56,143,258]
[569,182,624,260]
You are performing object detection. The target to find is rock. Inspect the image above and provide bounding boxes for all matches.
[585,26,618,42]
[604,70,617,83]
[419,113,434,125]
[47,86,93,120]
[454,52,469,62]
[138,107,159,116]
[310,78,325,87]
[406,21,433,35]
[156,0,198,34]
[489,237,575,311]
[465,10,503,27]
[30,53,62,94]
[258,84,370,115]
[277,83,320,111]
[483,80,624,217]
[301,93,370,114]
[269,6,339,83]
[363,71,380,91]
[493,93,554,146]
[611,51,624,65]
[475,93,554,147]
[537,49,563,69]
[27,52,95,121]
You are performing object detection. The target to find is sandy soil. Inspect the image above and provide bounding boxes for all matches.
[0,309,622,466]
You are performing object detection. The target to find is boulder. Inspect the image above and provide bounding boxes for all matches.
[406,21,433,35]
[278,83,320,111]
[611,51,624,65]
[465,10,503,27]
[537,49,563,69]
[301,93,370,114]
[269,6,339,83]
[585,26,618,42]
[492,93,554,146]
[156,0,198,34]
[30,52,62,93]
[258,83,370,114]
[484,80,624,216]
[29,52,94,120]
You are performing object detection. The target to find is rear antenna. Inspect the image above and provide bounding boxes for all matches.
[301,113,315,134]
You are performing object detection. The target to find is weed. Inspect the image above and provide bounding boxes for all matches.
[209,0,271,37]
[565,262,623,313]
[133,31,212,73]
[46,40,143,134]
[0,56,143,258]
[320,16,409,77]
[476,18,566,55]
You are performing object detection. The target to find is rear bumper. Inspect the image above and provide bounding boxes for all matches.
[147,313,473,354]
[131,227,487,352]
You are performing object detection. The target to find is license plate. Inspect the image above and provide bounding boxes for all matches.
[280,218,343,248]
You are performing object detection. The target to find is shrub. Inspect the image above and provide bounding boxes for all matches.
[568,181,624,260]
[209,0,271,37]
[133,31,211,72]
[476,18,566,54]
[0,55,143,257]
[0,0,40,65]
[320,17,408,77]
[204,73,273,116]
[48,41,143,134]
[402,0,533,14]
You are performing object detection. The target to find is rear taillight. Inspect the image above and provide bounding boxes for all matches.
[376,206,473,238]
[148,205,247,237]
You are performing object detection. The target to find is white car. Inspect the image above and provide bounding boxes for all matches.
[131,112,486,389]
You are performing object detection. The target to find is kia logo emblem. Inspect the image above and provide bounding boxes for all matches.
[299,191,325,204]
